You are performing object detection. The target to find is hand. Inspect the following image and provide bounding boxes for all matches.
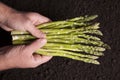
[0,39,52,70]
[0,12,53,70]
[0,11,50,38]
[0,2,52,70]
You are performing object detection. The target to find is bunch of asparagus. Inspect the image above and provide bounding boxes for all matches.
[11,15,110,65]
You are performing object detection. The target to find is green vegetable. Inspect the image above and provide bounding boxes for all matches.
[11,15,110,65]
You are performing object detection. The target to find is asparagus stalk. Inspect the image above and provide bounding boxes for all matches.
[36,49,100,64]
[12,34,107,48]
[11,23,100,35]
[11,15,110,65]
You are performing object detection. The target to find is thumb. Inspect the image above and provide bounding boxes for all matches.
[25,39,47,54]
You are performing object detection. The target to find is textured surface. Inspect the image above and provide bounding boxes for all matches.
[0,0,120,80]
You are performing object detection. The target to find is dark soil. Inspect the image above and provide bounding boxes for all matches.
[0,0,120,80]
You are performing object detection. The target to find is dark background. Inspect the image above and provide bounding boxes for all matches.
[0,0,120,80]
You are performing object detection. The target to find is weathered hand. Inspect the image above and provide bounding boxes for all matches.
[0,2,52,70]
[0,12,50,38]
[0,39,52,70]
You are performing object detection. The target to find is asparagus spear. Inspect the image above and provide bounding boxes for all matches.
[11,15,110,65]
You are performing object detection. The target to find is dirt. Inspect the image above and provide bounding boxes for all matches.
[0,0,120,80]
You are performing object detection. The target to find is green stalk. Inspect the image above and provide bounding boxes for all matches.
[36,49,100,65]
[37,49,99,59]
[44,43,105,56]
[37,15,98,29]
[11,23,100,35]
[11,15,110,65]
[12,34,106,48]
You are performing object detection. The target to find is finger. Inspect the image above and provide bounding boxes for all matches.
[0,24,13,31]
[33,54,52,65]
[0,46,12,54]
[34,14,51,25]
[25,39,47,53]
[26,24,46,38]
[25,12,51,25]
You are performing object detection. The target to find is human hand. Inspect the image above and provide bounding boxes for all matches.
[0,12,52,70]
[0,39,52,70]
[0,11,50,38]
[0,3,52,70]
